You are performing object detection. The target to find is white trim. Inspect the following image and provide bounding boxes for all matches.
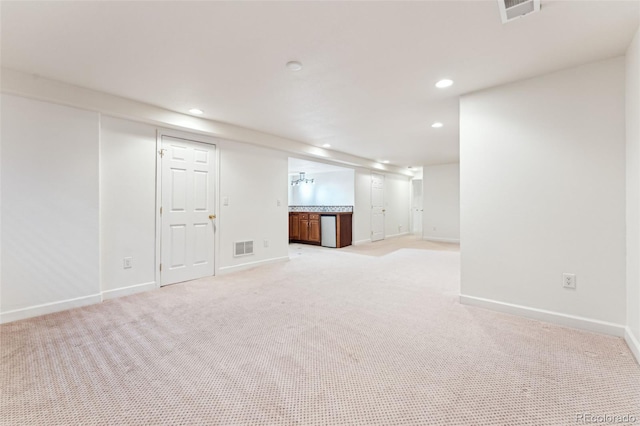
[353,239,371,246]
[217,256,289,275]
[101,281,157,301]
[154,129,162,288]
[0,294,102,324]
[424,236,460,244]
[625,327,640,365]
[459,294,625,337]
[97,113,103,295]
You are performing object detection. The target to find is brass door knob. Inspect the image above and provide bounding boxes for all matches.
[209,214,216,220]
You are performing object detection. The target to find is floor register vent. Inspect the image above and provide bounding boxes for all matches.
[234,240,254,257]
[498,0,540,23]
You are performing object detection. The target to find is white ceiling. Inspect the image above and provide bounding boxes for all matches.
[1,1,638,167]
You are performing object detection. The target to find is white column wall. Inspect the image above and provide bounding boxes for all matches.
[1,94,100,321]
[460,57,627,331]
[625,27,640,361]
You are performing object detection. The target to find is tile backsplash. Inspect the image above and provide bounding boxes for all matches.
[288,205,353,213]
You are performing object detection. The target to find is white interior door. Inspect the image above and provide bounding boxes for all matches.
[161,136,216,286]
[412,179,423,234]
[371,173,385,242]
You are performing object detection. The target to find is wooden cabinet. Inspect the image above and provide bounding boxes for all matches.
[308,214,320,243]
[289,213,300,240]
[292,213,319,244]
[299,214,309,241]
[289,211,351,247]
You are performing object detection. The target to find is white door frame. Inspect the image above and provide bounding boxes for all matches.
[154,129,220,288]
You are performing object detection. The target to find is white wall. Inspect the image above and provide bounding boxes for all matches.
[218,141,289,273]
[100,121,290,280]
[626,27,640,360]
[0,94,291,321]
[1,94,101,321]
[460,57,627,332]
[288,169,355,206]
[100,117,157,297]
[423,163,460,243]
[0,91,411,323]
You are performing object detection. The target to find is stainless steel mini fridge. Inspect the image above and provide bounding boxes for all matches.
[320,215,337,248]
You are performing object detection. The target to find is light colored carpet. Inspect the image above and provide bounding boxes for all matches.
[1,237,639,425]
[341,235,459,257]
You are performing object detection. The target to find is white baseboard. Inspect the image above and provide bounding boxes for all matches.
[353,233,410,245]
[459,294,626,337]
[625,327,640,365]
[217,256,289,275]
[0,294,102,324]
[102,281,157,301]
[386,232,410,239]
[424,236,460,244]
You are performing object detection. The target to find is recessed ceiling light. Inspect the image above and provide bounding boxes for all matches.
[189,108,203,115]
[286,61,303,71]
[382,160,390,164]
[322,143,331,148]
[432,122,444,128]
[435,79,453,88]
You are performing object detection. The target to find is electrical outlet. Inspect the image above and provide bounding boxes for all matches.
[123,257,133,269]
[563,273,576,289]
[263,239,269,248]
[277,199,281,207]
[223,196,229,206]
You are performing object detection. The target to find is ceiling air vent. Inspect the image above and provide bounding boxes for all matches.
[498,0,540,23]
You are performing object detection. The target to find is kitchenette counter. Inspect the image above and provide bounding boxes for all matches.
[288,206,353,248]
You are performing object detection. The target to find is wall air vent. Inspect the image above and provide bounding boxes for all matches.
[498,0,540,23]
[234,241,254,257]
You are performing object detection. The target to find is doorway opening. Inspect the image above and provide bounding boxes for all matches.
[288,158,355,248]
